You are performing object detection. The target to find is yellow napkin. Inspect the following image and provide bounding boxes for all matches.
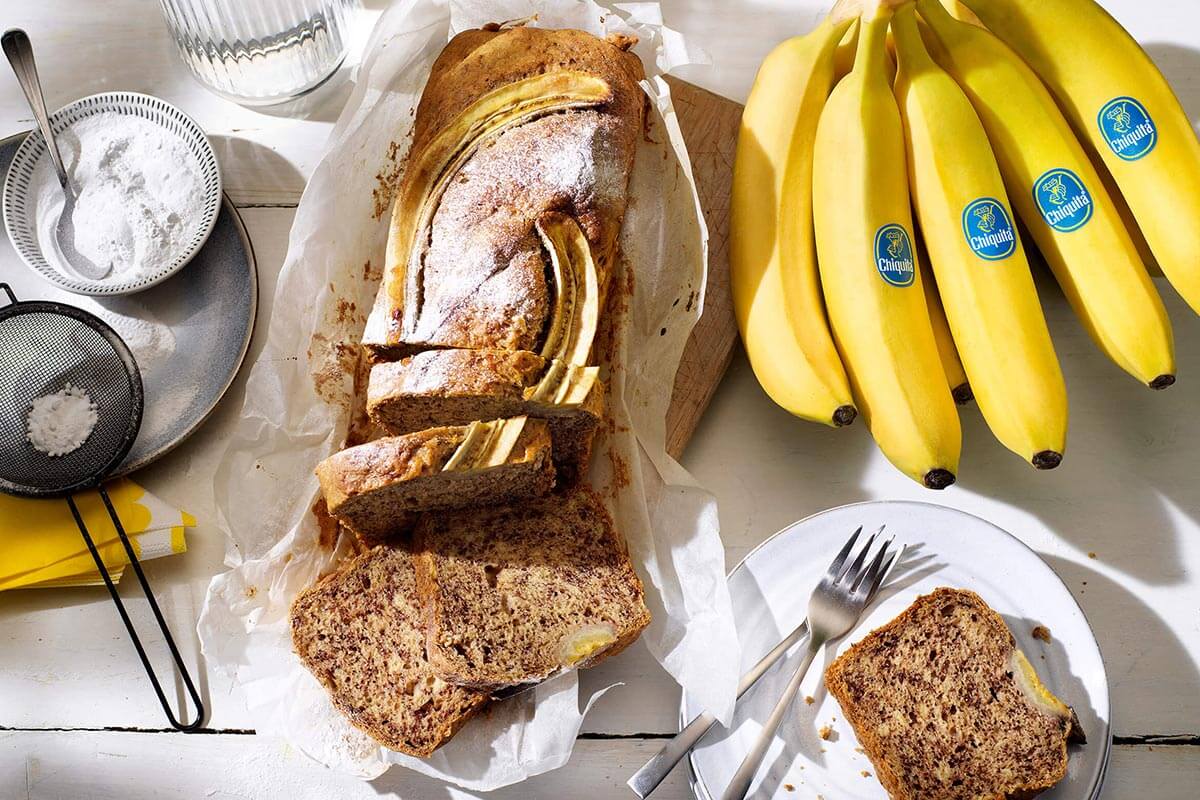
[0,478,192,591]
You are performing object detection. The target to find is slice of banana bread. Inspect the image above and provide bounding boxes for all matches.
[290,546,488,756]
[412,485,650,691]
[315,417,555,544]
[366,349,603,487]
[825,587,1084,800]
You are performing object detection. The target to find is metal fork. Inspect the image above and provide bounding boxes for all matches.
[720,526,897,800]
[627,527,899,799]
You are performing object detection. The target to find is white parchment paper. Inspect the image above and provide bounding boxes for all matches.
[199,0,738,787]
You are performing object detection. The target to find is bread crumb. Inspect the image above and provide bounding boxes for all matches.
[1087,551,1097,559]
[805,695,815,705]
[855,746,866,754]
[862,770,872,778]
[784,785,795,793]
[818,724,834,740]
[1032,625,1052,643]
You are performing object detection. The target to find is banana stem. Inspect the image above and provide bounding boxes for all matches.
[831,0,912,24]
[891,3,935,73]
[914,0,954,28]
[854,5,893,78]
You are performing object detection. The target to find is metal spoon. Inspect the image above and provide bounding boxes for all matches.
[2,28,109,280]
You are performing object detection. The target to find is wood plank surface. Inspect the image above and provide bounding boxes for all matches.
[664,76,742,460]
[2,731,1196,799]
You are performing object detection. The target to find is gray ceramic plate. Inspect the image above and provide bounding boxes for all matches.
[0,131,257,476]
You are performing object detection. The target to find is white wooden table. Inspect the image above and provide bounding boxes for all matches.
[3,1,1200,797]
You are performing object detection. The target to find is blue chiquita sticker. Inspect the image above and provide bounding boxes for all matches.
[1097,96,1157,161]
[873,224,915,287]
[1033,169,1094,233]
[961,197,1017,261]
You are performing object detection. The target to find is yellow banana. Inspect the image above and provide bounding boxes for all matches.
[731,15,857,427]
[893,4,1068,468]
[960,0,1200,311]
[916,0,1174,389]
[914,229,972,405]
[814,6,961,488]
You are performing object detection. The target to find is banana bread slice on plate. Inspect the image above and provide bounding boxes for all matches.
[412,485,650,691]
[315,416,555,544]
[825,587,1084,800]
[290,546,488,756]
[367,349,603,488]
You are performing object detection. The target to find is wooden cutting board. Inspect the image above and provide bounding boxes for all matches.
[663,77,744,460]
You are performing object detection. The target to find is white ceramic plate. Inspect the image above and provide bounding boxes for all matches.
[685,500,1110,800]
[2,91,222,296]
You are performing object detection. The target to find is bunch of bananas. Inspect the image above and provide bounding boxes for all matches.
[731,0,1200,487]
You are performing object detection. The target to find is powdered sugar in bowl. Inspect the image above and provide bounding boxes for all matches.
[2,92,221,296]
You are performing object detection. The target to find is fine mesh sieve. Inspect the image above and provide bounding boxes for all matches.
[0,283,205,730]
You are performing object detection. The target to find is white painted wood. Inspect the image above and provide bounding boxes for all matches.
[2,0,1200,796]
[0,732,693,800]
[1,732,1196,800]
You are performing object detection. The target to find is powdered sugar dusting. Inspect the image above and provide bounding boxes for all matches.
[414,110,629,350]
[27,383,98,457]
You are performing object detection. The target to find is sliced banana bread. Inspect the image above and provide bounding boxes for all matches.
[315,417,555,544]
[825,587,1084,800]
[366,349,604,488]
[412,485,650,691]
[290,546,488,756]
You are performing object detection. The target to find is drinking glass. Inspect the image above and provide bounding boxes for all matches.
[157,0,361,106]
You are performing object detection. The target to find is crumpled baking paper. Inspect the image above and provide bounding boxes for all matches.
[199,0,738,787]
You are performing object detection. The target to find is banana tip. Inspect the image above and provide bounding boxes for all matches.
[1150,374,1176,390]
[1032,451,1063,470]
[833,405,858,427]
[923,469,956,490]
[951,383,974,405]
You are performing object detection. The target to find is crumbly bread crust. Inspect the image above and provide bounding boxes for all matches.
[412,486,650,691]
[367,349,604,488]
[825,588,1081,800]
[315,419,555,543]
[290,547,488,756]
[363,27,645,358]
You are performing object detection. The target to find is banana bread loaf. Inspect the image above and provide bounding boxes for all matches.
[361,27,645,359]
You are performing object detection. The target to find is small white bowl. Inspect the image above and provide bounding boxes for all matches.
[2,91,222,296]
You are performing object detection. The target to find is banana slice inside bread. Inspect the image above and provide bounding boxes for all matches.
[825,587,1084,800]
[290,546,488,757]
[412,485,651,691]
